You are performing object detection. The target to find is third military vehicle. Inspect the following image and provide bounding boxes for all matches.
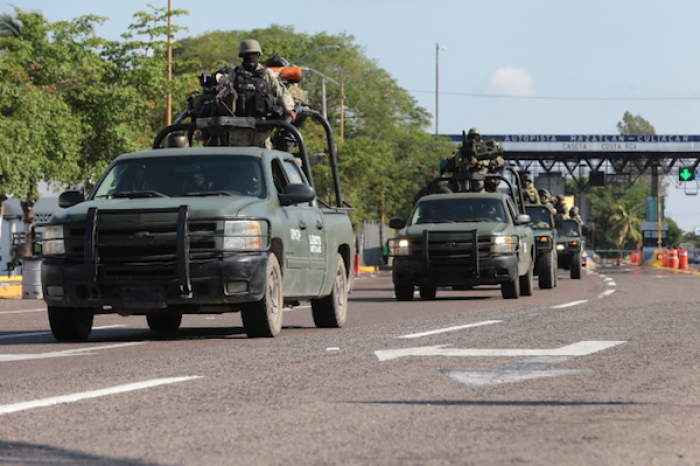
[525,204,561,289]
[556,218,584,279]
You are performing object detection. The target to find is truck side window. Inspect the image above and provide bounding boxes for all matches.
[271,159,288,195]
[283,160,305,185]
[506,199,518,223]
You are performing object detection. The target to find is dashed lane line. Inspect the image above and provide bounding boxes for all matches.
[0,325,128,341]
[0,342,143,362]
[551,300,589,309]
[397,320,502,339]
[0,376,203,415]
[0,308,45,315]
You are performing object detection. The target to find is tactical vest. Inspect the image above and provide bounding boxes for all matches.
[233,68,275,118]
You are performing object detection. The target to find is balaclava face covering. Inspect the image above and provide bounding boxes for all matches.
[242,53,260,72]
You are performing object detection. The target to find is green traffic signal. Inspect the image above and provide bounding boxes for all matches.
[679,168,694,181]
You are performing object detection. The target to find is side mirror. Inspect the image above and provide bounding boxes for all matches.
[389,218,406,230]
[554,214,564,229]
[58,189,84,208]
[278,183,315,206]
[515,214,531,225]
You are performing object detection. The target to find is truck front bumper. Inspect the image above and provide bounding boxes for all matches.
[42,253,268,312]
[392,254,518,287]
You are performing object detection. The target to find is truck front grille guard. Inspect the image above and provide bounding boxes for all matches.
[84,205,192,297]
[422,229,480,277]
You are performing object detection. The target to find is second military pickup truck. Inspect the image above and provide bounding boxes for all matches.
[389,170,535,300]
[41,113,355,341]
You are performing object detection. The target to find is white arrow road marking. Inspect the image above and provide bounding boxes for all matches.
[0,342,143,362]
[375,341,626,362]
[397,320,502,339]
[444,356,585,388]
[0,376,203,415]
[551,300,588,309]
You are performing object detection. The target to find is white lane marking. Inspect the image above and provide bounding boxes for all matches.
[284,305,311,312]
[598,289,616,298]
[375,341,625,362]
[397,320,502,339]
[0,325,127,341]
[551,300,589,309]
[607,281,617,287]
[0,342,143,362]
[0,376,203,416]
[0,309,45,315]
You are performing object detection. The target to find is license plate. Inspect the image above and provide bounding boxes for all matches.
[121,286,166,309]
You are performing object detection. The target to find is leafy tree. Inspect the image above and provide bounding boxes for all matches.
[616,111,656,135]
[666,217,683,248]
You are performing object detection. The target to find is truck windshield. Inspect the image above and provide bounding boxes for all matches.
[557,220,581,237]
[93,155,266,199]
[411,198,506,224]
[525,206,551,230]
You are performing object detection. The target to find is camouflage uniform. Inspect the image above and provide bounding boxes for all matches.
[569,207,583,225]
[554,196,568,216]
[441,129,504,193]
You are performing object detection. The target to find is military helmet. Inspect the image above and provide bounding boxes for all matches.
[521,173,532,182]
[569,206,579,216]
[538,188,550,198]
[467,128,482,140]
[165,133,189,148]
[239,39,263,57]
[557,194,565,202]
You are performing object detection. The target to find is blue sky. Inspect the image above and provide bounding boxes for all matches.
[11,0,700,232]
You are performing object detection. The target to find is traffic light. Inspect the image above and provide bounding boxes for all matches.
[679,167,694,182]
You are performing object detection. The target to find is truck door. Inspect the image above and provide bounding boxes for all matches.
[271,159,326,297]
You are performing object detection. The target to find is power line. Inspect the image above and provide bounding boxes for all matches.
[407,90,700,102]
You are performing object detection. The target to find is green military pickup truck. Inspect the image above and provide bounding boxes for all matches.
[41,114,355,341]
[556,218,584,279]
[388,170,535,300]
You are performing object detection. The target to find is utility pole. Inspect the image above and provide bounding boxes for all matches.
[435,43,445,136]
[166,0,173,126]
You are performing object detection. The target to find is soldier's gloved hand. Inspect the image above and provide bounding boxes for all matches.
[286,110,296,122]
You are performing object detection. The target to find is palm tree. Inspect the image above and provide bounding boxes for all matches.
[0,8,42,38]
[608,200,644,250]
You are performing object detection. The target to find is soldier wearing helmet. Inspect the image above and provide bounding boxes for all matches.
[569,206,583,224]
[521,173,539,205]
[202,39,296,148]
[538,188,556,214]
[554,194,568,216]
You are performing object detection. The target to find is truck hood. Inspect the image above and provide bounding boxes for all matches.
[50,196,264,223]
[403,222,509,237]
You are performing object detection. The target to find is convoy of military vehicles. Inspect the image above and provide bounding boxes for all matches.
[37,51,587,341]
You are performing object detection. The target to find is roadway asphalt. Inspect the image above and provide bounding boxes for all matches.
[0,263,699,465]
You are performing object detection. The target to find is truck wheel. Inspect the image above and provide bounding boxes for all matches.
[147,314,182,332]
[571,253,582,279]
[538,252,554,289]
[419,286,437,300]
[501,274,520,299]
[312,254,348,328]
[520,262,534,296]
[242,253,283,337]
[48,306,94,342]
[395,284,414,301]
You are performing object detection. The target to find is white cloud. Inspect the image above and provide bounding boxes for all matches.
[485,68,535,97]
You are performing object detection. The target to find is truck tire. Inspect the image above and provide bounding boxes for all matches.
[419,286,437,300]
[242,253,283,337]
[48,306,94,342]
[538,252,555,289]
[147,314,182,332]
[312,254,348,328]
[395,284,414,301]
[571,253,582,279]
[501,274,520,299]
[520,262,534,296]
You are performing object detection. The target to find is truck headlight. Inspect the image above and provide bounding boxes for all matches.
[491,235,516,253]
[42,225,65,255]
[556,244,565,251]
[389,238,411,256]
[223,220,267,251]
